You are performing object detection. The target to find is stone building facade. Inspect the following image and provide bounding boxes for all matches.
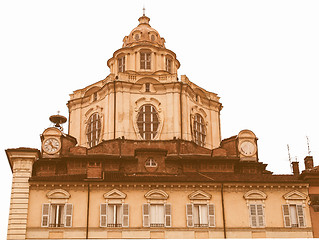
[6,13,319,239]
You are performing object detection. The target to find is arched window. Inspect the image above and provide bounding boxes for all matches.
[87,113,101,147]
[137,105,159,140]
[193,114,206,147]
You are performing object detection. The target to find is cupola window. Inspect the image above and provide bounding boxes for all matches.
[193,114,206,147]
[145,83,150,92]
[118,56,125,73]
[87,113,101,147]
[166,57,172,73]
[140,52,151,70]
[137,104,159,140]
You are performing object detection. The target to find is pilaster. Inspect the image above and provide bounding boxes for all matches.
[6,148,39,240]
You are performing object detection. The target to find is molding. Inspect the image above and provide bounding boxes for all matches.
[283,190,307,200]
[145,189,168,200]
[103,189,127,199]
[46,189,71,199]
[244,190,267,200]
[188,190,212,200]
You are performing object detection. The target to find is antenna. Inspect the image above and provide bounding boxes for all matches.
[306,136,311,156]
[287,144,293,173]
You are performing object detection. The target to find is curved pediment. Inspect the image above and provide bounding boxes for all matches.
[188,190,211,200]
[46,189,70,199]
[283,190,307,200]
[145,189,168,200]
[103,189,127,199]
[244,190,267,200]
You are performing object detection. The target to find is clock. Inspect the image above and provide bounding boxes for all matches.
[43,138,61,154]
[239,141,256,156]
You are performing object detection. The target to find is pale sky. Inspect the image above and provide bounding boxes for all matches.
[1,0,319,238]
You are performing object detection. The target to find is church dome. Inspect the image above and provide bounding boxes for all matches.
[122,14,166,48]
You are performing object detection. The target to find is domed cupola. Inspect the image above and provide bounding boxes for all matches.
[122,13,166,48]
[107,11,180,79]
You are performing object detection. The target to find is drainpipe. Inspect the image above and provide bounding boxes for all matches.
[180,82,183,140]
[221,183,226,238]
[86,184,90,239]
[113,79,117,139]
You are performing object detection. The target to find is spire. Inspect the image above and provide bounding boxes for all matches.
[138,8,150,25]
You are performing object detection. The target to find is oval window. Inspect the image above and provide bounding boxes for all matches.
[137,104,159,140]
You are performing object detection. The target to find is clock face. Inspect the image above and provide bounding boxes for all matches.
[239,141,256,156]
[43,138,61,154]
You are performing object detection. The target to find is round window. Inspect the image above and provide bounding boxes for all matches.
[145,158,157,167]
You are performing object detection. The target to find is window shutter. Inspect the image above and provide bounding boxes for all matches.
[100,203,107,227]
[282,204,291,227]
[208,204,215,227]
[296,204,305,227]
[41,203,50,227]
[122,204,129,227]
[249,204,257,227]
[143,204,150,227]
[64,203,73,227]
[164,204,172,227]
[186,204,194,227]
[256,204,265,227]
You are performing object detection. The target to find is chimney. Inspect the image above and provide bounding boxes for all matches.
[292,161,300,176]
[304,156,314,170]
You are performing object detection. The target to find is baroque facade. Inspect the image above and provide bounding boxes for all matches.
[6,13,319,239]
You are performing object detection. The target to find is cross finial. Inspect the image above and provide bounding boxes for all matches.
[143,6,145,16]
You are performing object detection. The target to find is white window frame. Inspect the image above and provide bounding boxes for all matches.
[282,204,306,228]
[140,52,151,70]
[249,204,265,228]
[193,114,206,147]
[100,203,129,228]
[101,189,129,228]
[143,189,171,228]
[186,203,215,228]
[42,189,72,228]
[143,203,171,227]
[243,190,267,228]
[282,190,307,228]
[118,56,125,73]
[41,203,73,228]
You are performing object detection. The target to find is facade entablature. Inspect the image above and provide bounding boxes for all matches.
[181,75,221,104]
[182,84,222,111]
